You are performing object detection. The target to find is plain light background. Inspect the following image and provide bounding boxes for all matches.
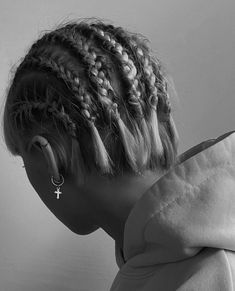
[0,0,234,290]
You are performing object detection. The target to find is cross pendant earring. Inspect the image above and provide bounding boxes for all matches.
[54,187,62,199]
[51,175,64,200]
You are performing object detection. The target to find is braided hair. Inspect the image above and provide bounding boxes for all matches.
[3,19,179,180]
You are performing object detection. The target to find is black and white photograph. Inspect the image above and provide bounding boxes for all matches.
[0,0,235,290]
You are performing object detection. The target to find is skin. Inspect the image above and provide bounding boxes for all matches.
[19,135,167,251]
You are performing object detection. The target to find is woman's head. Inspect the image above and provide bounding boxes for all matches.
[3,19,179,183]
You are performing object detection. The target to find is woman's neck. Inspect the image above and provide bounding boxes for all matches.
[82,169,166,249]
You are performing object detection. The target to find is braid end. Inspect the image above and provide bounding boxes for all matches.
[148,106,164,159]
[168,115,179,153]
[88,119,113,174]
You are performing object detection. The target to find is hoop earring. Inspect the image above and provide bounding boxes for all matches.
[51,174,64,200]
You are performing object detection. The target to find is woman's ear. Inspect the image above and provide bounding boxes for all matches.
[28,135,61,181]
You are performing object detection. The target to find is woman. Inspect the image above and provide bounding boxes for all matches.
[3,19,235,290]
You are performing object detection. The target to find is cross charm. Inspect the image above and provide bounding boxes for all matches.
[54,187,62,199]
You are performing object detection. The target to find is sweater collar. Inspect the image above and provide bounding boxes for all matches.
[115,131,235,268]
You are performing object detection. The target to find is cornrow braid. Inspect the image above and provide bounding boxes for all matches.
[44,23,152,172]
[95,24,167,124]
[14,55,89,118]
[27,29,121,172]
[27,28,123,140]
[96,25,166,161]
[3,20,181,179]
[55,28,115,115]
[90,23,160,168]
[52,23,141,172]
[89,25,142,114]
[77,24,152,170]
[129,39,164,157]
[27,30,112,110]
[11,100,77,137]
[93,23,148,103]
[106,27,169,161]
[61,25,150,170]
[14,55,113,174]
[149,59,169,115]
